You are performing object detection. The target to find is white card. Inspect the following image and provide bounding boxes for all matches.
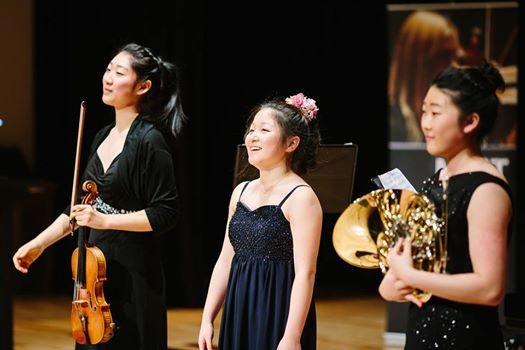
[377,168,417,192]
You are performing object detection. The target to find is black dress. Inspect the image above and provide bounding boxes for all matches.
[405,170,512,350]
[66,116,179,350]
[219,182,317,350]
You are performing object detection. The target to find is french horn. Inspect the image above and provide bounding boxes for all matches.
[332,189,447,302]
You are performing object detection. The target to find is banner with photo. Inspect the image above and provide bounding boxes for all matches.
[386,1,518,344]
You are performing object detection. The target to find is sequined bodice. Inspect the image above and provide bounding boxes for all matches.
[228,203,293,261]
[420,170,512,274]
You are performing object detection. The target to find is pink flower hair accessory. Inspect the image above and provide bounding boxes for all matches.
[285,93,319,122]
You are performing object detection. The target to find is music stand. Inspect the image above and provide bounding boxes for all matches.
[232,143,358,214]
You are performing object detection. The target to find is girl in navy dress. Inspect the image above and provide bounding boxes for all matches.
[198,93,322,350]
[380,62,512,349]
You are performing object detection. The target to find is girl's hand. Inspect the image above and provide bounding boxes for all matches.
[387,237,414,281]
[387,238,424,307]
[70,205,109,230]
[13,240,45,273]
[198,322,214,350]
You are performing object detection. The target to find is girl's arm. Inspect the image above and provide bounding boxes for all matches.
[13,213,72,273]
[388,183,511,306]
[198,183,243,350]
[279,187,322,347]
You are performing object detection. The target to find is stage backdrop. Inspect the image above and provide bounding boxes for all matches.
[386,1,518,346]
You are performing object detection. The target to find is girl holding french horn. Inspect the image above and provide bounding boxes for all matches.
[380,61,512,349]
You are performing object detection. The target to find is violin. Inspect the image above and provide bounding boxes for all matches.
[70,101,115,344]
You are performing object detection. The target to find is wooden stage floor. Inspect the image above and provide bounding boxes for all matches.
[14,295,402,349]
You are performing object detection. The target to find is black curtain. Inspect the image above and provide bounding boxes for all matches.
[32,0,409,307]
[23,0,525,311]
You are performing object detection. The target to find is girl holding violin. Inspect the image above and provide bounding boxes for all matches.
[12,43,184,350]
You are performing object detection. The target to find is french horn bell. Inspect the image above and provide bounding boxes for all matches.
[333,189,447,302]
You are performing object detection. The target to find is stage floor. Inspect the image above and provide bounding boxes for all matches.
[14,295,402,349]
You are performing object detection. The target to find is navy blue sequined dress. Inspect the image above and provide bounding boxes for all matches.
[219,182,317,350]
[405,170,512,350]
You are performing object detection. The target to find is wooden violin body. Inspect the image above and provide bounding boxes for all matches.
[71,246,114,343]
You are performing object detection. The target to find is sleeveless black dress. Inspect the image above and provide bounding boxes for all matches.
[405,170,512,350]
[219,182,317,350]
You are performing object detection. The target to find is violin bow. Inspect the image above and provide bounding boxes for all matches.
[70,101,87,234]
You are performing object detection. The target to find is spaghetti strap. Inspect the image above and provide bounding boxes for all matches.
[278,185,310,208]
[238,181,251,202]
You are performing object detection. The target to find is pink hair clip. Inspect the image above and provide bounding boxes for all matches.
[285,93,319,122]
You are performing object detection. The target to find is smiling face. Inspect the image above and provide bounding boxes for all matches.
[421,85,472,159]
[102,51,145,109]
[245,108,291,170]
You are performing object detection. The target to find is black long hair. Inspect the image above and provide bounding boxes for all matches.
[118,43,186,136]
[432,61,505,142]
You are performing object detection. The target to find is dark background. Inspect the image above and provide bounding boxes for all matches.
[4,0,523,309]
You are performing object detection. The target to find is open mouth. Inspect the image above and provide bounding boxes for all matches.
[250,146,261,151]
